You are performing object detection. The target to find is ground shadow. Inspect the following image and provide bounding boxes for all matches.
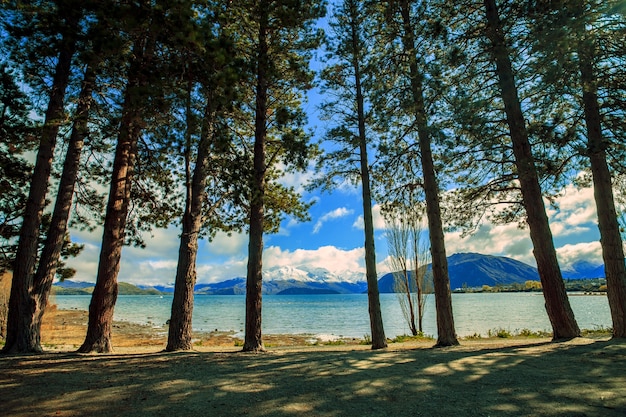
[1,338,625,416]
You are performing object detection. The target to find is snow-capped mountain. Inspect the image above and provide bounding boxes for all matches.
[561,260,605,279]
[57,253,610,296]
[262,265,366,283]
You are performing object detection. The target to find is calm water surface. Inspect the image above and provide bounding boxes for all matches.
[54,292,612,339]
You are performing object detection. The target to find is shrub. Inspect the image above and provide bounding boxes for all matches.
[487,328,511,338]
[360,334,372,345]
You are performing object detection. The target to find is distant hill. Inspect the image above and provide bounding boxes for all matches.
[52,252,608,297]
[53,281,162,295]
[378,252,541,292]
[193,277,367,295]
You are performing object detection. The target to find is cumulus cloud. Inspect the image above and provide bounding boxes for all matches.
[352,204,386,231]
[277,161,317,194]
[556,242,603,269]
[205,231,248,256]
[441,184,603,267]
[313,207,354,234]
[66,226,183,284]
[444,223,536,266]
[548,185,597,237]
[264,245,365,274]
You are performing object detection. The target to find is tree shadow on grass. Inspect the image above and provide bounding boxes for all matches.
[1,338,625,416]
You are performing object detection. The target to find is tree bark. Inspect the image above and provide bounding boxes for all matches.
[167,93,214,351]
[577,38,626,338]
[398,0,458,347]
[78,36,149,353]
[2,15,78,353]
[243,3,269,353]
[26,63,96,352]
[347,0,387,350]
[483,0,579,340]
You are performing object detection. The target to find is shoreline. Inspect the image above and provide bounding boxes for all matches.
[36,306,614,354]
[39,307,374,352]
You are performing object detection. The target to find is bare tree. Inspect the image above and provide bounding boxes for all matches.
[409,207,431,334]
[385,211,416,336]
[384,202,430,336]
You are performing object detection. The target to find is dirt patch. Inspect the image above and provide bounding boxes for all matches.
[2,306,626,416]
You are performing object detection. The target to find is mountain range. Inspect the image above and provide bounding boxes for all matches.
[53,252,608,295]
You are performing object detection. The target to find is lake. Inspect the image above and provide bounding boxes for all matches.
[53,292,612,339]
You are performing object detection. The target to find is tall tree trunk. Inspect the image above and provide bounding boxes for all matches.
[78,36,149,353]
[577,38,626,338]
[27,63,96,352]
[349,0,387,349]
[2,16,78,354]
[167,93,214,351]
[243,4,269,353]
[398,0,458,347]
[483,0,579,340]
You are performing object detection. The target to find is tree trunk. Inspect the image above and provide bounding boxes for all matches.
[243,5,269,353]
[359,148,387,348]
[2,18,78,353]
[350,1,387,350]
[28,62,96,352]
[577,38,626,338]
[398,0,458,347]
[78,37,149,353]
[483,0,579,340]
[167,94,214,351]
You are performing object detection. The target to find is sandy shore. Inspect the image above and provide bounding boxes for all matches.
[1,308,626,416]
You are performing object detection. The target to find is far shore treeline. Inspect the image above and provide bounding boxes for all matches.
[1,1,625,354]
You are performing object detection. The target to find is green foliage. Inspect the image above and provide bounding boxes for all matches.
[581,325,612,337]
[323,339,346,346]
[475,327,553,339]
[390,333,434,343]
[0,63,36,272]
[487,328,512,338]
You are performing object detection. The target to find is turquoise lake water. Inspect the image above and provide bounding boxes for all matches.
[54,292,612,339]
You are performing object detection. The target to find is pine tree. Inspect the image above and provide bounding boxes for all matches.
[386,0,458,347]
[2,0,83,353]
[316,0,387,349]
[0,64,36,274]
[237,0,325,352]
[79,0,160,353]
[166,1,246,351]
[480,0,579,339]
[527,0,626,337]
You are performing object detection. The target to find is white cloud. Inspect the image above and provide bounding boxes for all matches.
[313,207,354,233]
[264,245,365,274]
[444,223,536,266]
[197,258,248,283]
[548,185,597,237]
[556,242,603,269]
[277,162,317,194]
[205,231,248,256]
[352,204,386,231]
[440,184,603,268]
